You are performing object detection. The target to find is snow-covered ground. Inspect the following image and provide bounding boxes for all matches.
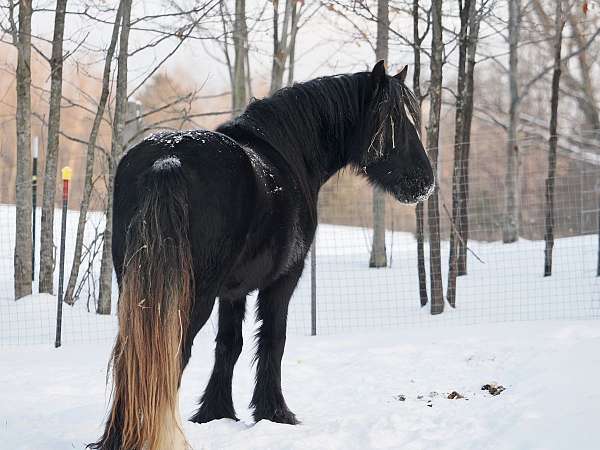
[1,319,599,450]
[1,204,599,345]
[1,203,600,448]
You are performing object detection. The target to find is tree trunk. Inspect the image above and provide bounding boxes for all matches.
[427,0,444,315]
[447,0,470,307]
[97,0,132,315]
[38,0,68,294]
[64,4,123,305]
[270,0,282,93]
[269,0,294,94]
[14,0,33,299]
[232,0,247,112]
[503,0,522,244]
[416,203,428,305]
[369,0,389,268]
[412,0,428,307]
[543,0,564,277]
[457,0,481,276]
[286,0,299,87]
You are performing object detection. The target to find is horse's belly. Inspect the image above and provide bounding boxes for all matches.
[220,251,274,298]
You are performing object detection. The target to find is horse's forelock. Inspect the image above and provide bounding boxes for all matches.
[367,76,421,160]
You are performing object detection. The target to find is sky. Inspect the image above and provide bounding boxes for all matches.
[19,0,439,97]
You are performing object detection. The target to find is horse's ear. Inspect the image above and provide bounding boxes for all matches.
[394,65,408,83]
[371,60,386,89]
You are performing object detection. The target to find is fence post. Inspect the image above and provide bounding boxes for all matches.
[31,136,38,281]
[310,234,317,336]
[55,166,71,348]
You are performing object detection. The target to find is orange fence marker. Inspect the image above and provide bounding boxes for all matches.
[55,166,72,348]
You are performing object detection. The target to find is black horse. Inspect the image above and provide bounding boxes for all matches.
[90,61,434,450]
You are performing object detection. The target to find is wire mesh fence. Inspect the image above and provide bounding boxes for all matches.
[1,139,599,345]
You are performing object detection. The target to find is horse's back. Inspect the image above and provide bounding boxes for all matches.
[113,129,256,286]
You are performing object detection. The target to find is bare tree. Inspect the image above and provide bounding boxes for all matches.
[286,0,300,86]
[270,0,302,94]
[447,0,471,306]
[93,0,216,313]
[427,0,444,315]
[177,0,254,112]
[38,0,69,294]
[503,0,522,243]
[448,0,483,306]
[11,0,33,299]
[98,0,133,315]
[64,4,123,306]
[411,0,430,307]
[369,0,389,268]
[543,0,565,276]
[232,0,248,112]
[457,2,482,274]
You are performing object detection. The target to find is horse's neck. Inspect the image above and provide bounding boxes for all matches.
[222,75,369,187]
[295,79,368,183]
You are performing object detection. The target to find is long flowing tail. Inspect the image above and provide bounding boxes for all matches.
[94,159,193,450]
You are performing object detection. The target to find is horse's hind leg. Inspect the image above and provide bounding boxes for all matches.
[251,264,303,425]
[190,296,246,423]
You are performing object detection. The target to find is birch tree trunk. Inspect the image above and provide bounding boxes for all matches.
[427,0,444,315]
[97,0,132,315]
[14,0,33,299]
[270,0,282,94]
[369,0,389,268]
[503,0,522,244]
[38,0,68,294]
[64,4,123,305]
[232,0,247,112]
[543,0,564,277]
[286,0,299,87]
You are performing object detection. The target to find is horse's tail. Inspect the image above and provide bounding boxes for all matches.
[108,158,193,450]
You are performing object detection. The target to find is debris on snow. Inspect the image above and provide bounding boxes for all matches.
[482,383,506,396]
[447,391,465,400]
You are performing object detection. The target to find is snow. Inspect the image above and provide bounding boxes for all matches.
[2,192,599,345]
[1,203,599,448]
[0,320,599,449]
[0,204,118,345]
[2,215,598,344]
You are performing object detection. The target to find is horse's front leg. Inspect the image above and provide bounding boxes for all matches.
[251,264,303,425]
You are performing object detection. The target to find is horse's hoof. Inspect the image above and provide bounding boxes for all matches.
[190,407,239,424]
[254,408,299,425]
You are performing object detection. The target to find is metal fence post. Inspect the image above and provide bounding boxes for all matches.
[597,196,599,277]
[55,166,71,348]
[310,234,317,336]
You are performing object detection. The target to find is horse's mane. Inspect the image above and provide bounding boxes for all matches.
[217,71,419,223]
